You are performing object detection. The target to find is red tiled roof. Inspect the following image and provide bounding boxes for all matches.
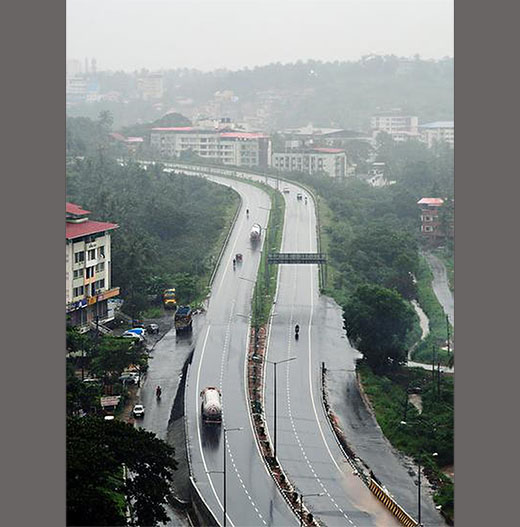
[417,198,444,206]
[66,202,91,215]
[311,147,345,153]
[66,219,119,240]
[219,132,268,139]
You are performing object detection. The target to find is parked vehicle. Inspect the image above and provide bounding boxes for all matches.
[119,372,140,385]
[133,404,145,418]
[122,331,144,342]
[162,288,177,310]
[175,305,193,333]
[250,223,262,242]
[146,323,159,334]
[200,387,222,425]
[126,327,146,337]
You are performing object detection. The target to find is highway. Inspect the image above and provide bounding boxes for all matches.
[183,174,299,527]
[135,161,413,526]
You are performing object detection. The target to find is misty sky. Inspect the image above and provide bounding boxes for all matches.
[67,0,453,72]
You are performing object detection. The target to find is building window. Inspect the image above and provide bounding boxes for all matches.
[86,266,95,279]
[74,251,85,264]
[73,269,83,279]
[97,246,105,258]
[88,249,96,261]
[423,226,434,232]
[96,262,105,273]
[96,279,105,290]
[73,286,84,297]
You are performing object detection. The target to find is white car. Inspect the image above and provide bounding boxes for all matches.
[132,404,145,418]
[283,187,290,193]
[122,331,144,342]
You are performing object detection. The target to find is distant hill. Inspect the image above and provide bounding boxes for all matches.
[67,56,453,132]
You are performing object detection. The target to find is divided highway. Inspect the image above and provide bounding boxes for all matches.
[135,160,413,526]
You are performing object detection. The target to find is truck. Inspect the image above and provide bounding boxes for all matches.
[200,387,222,424]
[250,223,262,242]
[175,305,193,332]
[162,288,177,310]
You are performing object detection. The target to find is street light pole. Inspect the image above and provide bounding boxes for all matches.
[267,357,296,460]
[299,492,324,527]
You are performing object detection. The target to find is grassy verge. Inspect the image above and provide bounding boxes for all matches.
[412,256,453,365]
[358,363,454,524]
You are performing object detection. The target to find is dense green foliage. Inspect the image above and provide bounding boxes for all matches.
[119,111,192,141]
[67,416,177,526]
[358,364,454,524]
[66,155,240,316]
[344,284,415,372]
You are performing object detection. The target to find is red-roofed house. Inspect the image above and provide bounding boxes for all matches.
[418,197,453,245]
[66,202,120,330]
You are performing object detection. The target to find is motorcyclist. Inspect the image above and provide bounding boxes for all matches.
[233,258,236,270]
[246,208,249,217]
[295,324,300,334]
[156,385,162,398]
[305,197,308,204]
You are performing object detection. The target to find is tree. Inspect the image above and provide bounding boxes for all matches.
[98,110,114,131]
[344,284,415,373]
[89,336,148,382]
[67,416,177,526]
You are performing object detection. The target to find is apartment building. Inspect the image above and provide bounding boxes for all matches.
[271,148,347,178]
[371,111,419,140]
[420,121,454,148]
[66,203,120,330]
[417,197,453,245]
[150,127,272,168]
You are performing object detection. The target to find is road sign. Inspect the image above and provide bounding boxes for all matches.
[267,253,327,264]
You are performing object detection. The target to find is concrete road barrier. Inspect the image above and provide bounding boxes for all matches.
[369,479,418,527]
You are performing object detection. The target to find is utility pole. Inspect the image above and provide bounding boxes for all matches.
[417,458,422,526]
[437,361,441,399]
[267,357,296,460]
[432,345,436,383]
[446,315,451,355]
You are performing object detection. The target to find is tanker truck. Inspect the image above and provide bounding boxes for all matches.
[200,387,222,425]
[250,223,262,242]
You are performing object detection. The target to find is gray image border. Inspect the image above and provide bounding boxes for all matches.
[3,1,515,526]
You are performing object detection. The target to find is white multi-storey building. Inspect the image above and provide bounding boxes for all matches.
[66,203,120,330]
[420,121,454,148]
[271,148,347,178]
[150,128,272,168]
[371,111,419,140]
